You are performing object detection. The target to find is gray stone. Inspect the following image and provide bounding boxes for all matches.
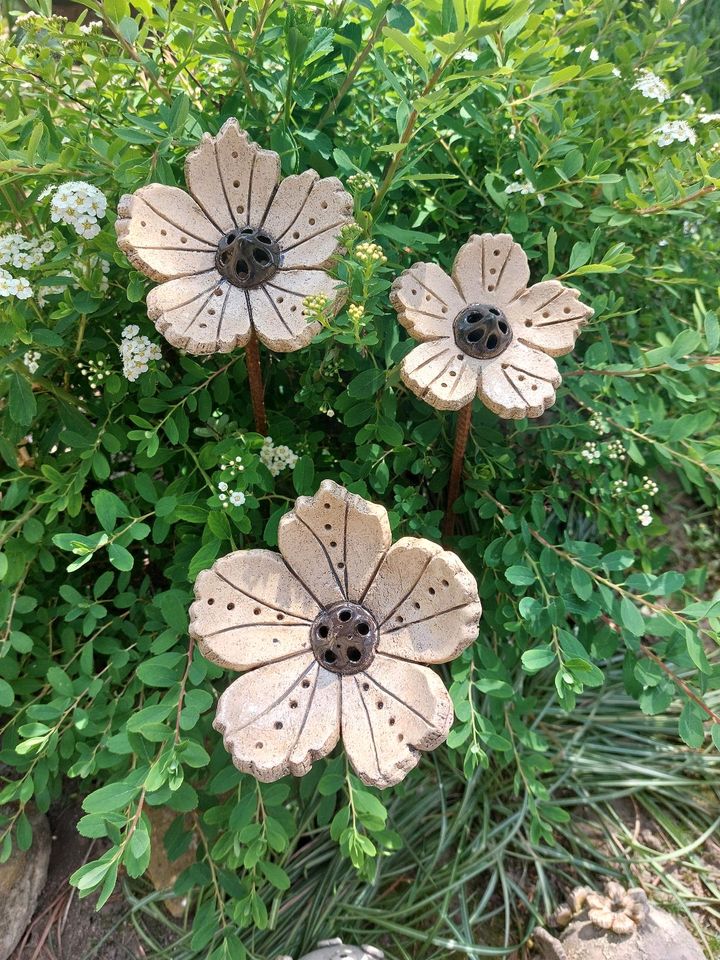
[0,805,51,960]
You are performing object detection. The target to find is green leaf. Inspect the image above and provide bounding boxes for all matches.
[83,781,141,814]
[505,565,535,586]
[347,368,386,399]
[292,455,315,495]
[47,665,73,697]
[108,543,134,571]
[0,679,14,708]
[620,597,645,637]
[258,860,290,891]
[8,373,36,428]
[678,701,705,749]
[521,647,556,673]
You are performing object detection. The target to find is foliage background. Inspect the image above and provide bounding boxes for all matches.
[1,0,719,956]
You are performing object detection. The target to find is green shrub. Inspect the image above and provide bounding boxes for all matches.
[1,0,719,955]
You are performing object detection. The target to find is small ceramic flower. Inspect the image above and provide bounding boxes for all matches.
[533,881,704,960]
[390,233,593,417]
[190,480,481,789]
[116,119,353,355]
[276,939,384,960]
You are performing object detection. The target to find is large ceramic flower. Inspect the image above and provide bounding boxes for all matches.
[116,119,353,355]
[189,480,481,788]
[389,233,593,417]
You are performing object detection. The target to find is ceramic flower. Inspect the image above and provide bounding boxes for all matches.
[116,119,353,355]
[389,233,594,418]
[190,480,481,789]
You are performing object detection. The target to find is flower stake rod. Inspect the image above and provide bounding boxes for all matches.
[189,480,482,789]
[115,119,352,434]
[390,233,594,539]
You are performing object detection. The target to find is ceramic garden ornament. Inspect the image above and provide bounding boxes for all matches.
[116,119,352,355]
[276,938,384,960]
[532,881,705,960]
[390,232,593,417]
[190,480,482,788]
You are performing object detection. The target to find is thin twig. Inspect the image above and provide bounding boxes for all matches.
[632,184,716,216]
[443,402,473,541]
[317,2,392,130]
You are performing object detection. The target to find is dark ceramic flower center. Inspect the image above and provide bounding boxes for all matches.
[310,601,378,675]
[453,303,513,359]
[215,226,281,289]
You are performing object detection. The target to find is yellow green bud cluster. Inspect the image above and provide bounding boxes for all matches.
[347,172,378,192]
[348,304,365,323]
[355,241,387,265]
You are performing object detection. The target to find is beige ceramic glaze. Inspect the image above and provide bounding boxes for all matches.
[190,480,482,789]
[389,233,593,417]
[116,120,353,355]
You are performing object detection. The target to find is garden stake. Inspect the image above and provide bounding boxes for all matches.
[244,331,268,435]
[443,401,472,540]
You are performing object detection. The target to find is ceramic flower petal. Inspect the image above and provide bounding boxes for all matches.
[247,269,346,353]
[192,481,481,787]
[146,274,251,354]
[190,550,320,669]
[400,338,479,411]
[341,655,454,788]
[116,119,353,355]
[215,654,340,781]
[116,185,219,281]
[364,538,482,663]
[389,232,593,417]
[478,342,561,419]
[277,480,392,609]
[505,280,593,356]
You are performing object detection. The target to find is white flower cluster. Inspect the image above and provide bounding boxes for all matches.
[636,504,653,527]
[699,112,720,124]
[119,324,162,382]
[260,436,299,477]
[682,219,700,239]
[574,46,599,62]
[217,479,246,509]
[505,171,545,204]
[0,233,53,270]
[632,69,670,103]
[41,181,108,239]
[581,441,602,463]
[0,268,33,300]
[642,475,659,496]
[607,438,626,462]
[77,358,107,390]
[611,479,628,499]
[589,412,610,435]
[23,350,41,375]
[455,49,478,63]
[656,120,696,148]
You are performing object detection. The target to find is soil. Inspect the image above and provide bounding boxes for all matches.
[10,801,152,960]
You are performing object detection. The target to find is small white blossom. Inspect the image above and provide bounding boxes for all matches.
[118,329,162,382]
[607,438,626,462]
[455,49,478,63]
[699,111,720,124]
[682,219,700,238]
[642,475,659,496]
[611,479,628,499]
[43,181,107,239]
[636,504,653,527]
[218,481,228,492]
[260,437,299,476]
[590,48,599,62]
[229,490,246,507]
[0,268,33,300]
[589,413,610,435]
[612,67,622,78]
[632,69,671,103]
[0,233,50,270]
[581,441,601,463]
[23,350,41,375]
[656,120,696,148]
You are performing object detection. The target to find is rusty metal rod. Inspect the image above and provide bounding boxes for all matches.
[245,332,268,436]
[442,402,473,541]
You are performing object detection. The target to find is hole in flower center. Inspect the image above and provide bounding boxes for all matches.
[453,303,513,359]
[215,225,281,289]
[310,601,379,676]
